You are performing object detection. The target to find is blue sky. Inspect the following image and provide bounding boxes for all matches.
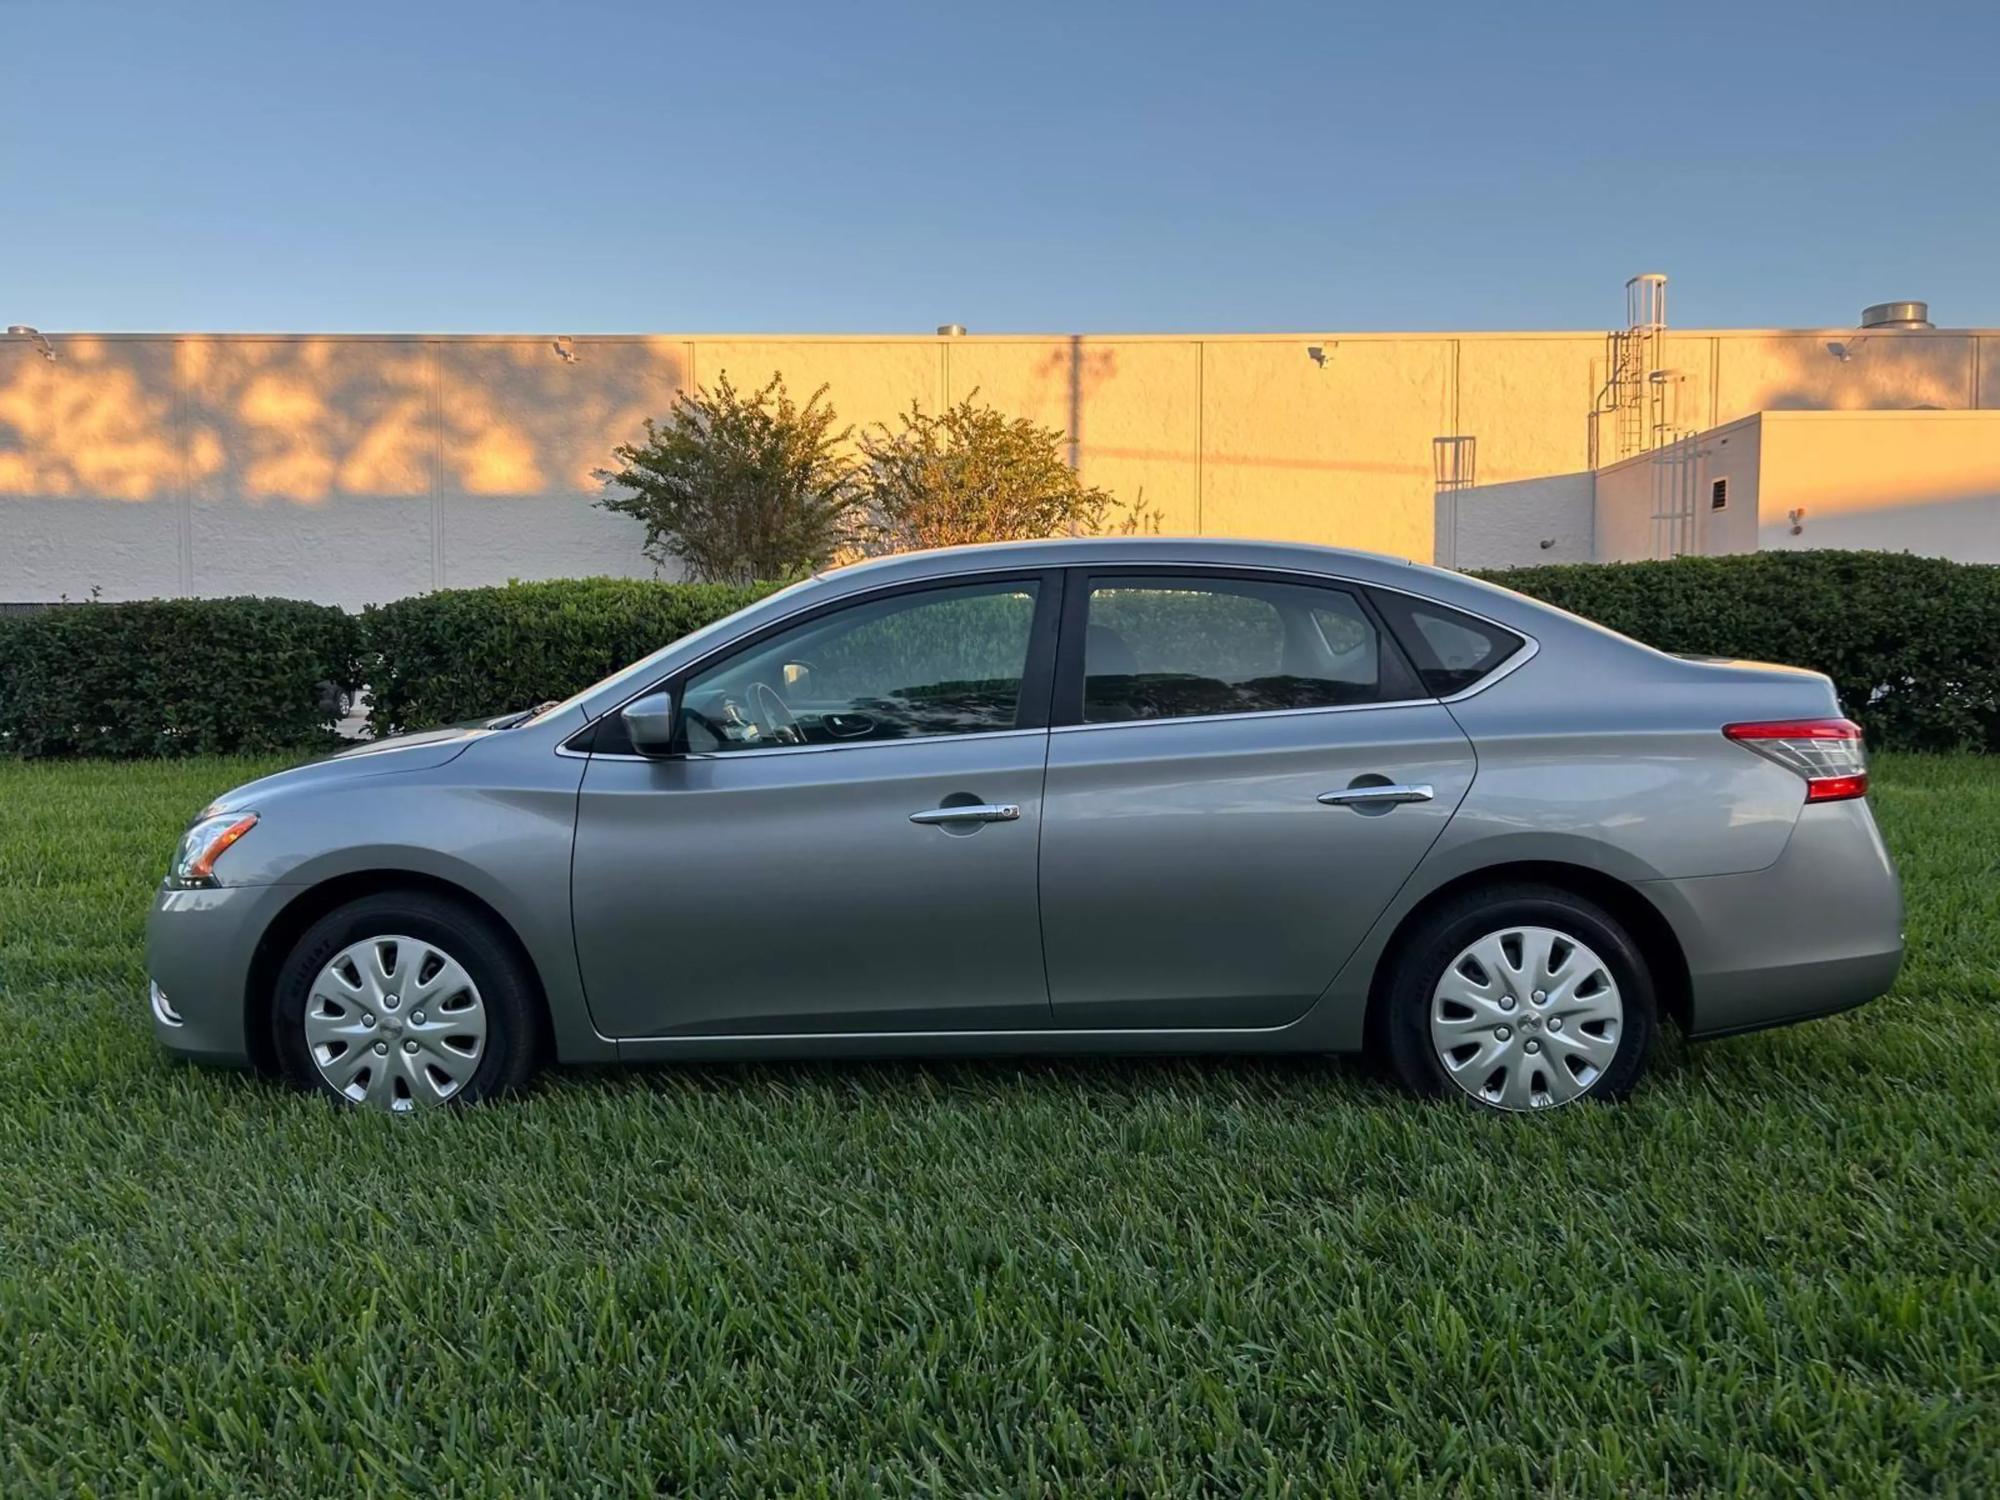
[3,0,1994,333]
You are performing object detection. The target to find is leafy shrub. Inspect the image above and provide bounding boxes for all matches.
[1475,550,2000,752]
[0,597,359,759]
[363,577,777,734]
[596,373,859,584]
[854,396,1129,553]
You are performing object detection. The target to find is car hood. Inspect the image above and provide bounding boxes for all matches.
[204,725,488,814]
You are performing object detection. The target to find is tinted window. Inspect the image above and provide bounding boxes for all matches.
[1081,577,1409,723]
[680,581,1040,751]
[1371,590,1525,697]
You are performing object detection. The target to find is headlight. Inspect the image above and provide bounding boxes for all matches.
[168,811,259,887]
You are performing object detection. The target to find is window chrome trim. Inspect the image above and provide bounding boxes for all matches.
[1050,695,1440,735]
[1056,563,1539,725]
[1056,564,1536,736]
[567,725,1050,763]
[559,558,1540,757]
[1437,632,1539,701]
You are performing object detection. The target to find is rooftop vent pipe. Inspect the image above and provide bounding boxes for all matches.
[1860,301,1932,329]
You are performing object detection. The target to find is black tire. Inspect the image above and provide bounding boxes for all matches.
[1378,883,1657,1110]
[272,890,542,1109]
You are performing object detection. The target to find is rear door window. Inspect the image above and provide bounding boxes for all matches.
[1076,575,1418,723]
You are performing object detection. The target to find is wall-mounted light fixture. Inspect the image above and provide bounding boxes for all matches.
[7,325,56,361]
[1306,344,1331,367]
[551,337,578,364]
[1825,338,1864,363]
[1788,507,1807,536]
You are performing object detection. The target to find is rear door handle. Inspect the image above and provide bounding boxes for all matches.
[1317,784,1434,807]
[909,803,1021,826]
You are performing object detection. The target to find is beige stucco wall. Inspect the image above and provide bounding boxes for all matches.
[2,327,1994,607]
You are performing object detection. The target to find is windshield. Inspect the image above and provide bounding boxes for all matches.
[518,575,826,727]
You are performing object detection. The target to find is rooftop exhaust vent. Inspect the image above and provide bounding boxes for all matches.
[1860,301,1932,330]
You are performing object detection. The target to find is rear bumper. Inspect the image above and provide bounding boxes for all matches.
[1642,797,1903,1039]
[145,884,289,1067]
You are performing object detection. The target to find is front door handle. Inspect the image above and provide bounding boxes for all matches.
[1317,783,1434,807]
[909,803,1022,826]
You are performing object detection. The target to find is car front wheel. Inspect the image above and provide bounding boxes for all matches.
[1381,884,1656,1111]
[272,891,541,1112]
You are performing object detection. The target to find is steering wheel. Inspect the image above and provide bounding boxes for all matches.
[747,679,805,744]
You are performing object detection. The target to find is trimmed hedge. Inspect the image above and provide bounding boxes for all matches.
[0,597,360,758]
[361,577,777,735]
[364,553,1999,750]
[4,552,1994,757]
[1474,551,2000,752]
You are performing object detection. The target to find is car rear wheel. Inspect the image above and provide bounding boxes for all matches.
[272,891,541,1112]
[1380,884,1656,1112]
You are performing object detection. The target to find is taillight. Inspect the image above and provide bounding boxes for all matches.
[1723,718,1868,802]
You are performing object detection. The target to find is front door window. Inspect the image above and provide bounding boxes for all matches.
[681,580,1043,751]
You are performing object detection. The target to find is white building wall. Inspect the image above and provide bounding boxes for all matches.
[1756,411,2000,563]
[1694,416,1761,556]
[1435,471,1594,570]
[1592,413,1763,562]
[1449,407,2000,567]
[1590,454,1654,563]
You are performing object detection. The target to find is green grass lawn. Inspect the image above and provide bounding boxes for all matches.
[0,754,1995,1497]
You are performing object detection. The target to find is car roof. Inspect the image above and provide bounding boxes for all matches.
[812,536,1417,588]
[805,536,1554,632]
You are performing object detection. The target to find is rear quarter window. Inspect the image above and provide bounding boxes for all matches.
[1370,590,1526,697]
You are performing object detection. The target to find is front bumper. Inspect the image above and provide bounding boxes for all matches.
[1642,797,1904,1039]
[145,883,291,1067]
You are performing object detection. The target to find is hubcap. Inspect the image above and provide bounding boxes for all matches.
[1429,925,1622,1112]
[304,935,486,1112]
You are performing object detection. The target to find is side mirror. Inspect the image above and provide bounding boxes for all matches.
[620,690,678,757]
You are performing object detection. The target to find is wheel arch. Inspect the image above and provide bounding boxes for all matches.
[1362,860,1693,1052]
[242,870,558,1076]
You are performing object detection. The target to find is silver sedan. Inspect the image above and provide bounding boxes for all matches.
[148,538,1903,1113]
